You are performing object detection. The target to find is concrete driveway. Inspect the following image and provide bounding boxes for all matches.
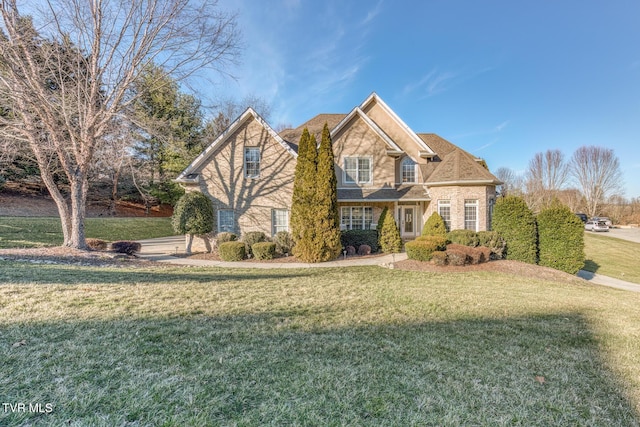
[600,227,640,243]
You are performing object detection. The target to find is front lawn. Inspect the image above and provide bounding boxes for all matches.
[1,263,639,425]
[583,232,640,284]
[0,217,174,248]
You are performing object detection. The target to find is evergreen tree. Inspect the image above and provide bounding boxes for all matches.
[290,128,319,261]
[171,192,214,254]
[314,123,342,261]
[379,208,402,253]
[492,195,538,264]
[422,212,447,237]
[537,202,584,274]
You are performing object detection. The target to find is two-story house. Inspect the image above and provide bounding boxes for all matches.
[175,93,501,243]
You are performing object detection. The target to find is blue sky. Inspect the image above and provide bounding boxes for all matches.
[208,0,640,197]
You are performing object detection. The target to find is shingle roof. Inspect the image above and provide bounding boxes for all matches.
[279,114,346,152]
[338,185,430,201]
[417,133,501,185]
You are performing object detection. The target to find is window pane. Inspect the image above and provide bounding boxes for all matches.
[438,200,451,232]
[352,207,363,229]
[272,209,288,234]
[464,200,478,231]
[344,158,357,183]
[218,210,234,233]
[402,158,416,183]
[341,207,351,230]
[245,148,260,178]
[364,207,373,230]
[358,158,371,183]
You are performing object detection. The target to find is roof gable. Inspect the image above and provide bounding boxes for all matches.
[332,107,404,154]
[360,92,435,156]
[176,108,296,182]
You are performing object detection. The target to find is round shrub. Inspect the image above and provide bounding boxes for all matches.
[345,245,356,255]
[218,241,246,261]
[447,229,479,247]
[537,203,585,274]
[86,238,108,251]
[273,231,295,255]
[492,195,537,264]
[111,241,141,255]
[242,231,268,256]
[422,212,447,237]
[252,242,276,260]
[357,244,371,256]
[477,231,506,260]
[406,236,448,261]
[171,192,214,236]
[340,230,379,253]
[216,232,238,246]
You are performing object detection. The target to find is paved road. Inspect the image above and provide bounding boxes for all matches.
[590,226,640,243]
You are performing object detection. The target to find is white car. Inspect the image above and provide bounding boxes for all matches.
[591,217,613,227]
[585,220,609,232]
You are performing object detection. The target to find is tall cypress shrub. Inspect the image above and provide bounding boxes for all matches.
[492,195,538,264]
[290,128,319,261]
[422,212,447,237]
[537,203,585,274]
[379,209,402,253]
[314,123,342,261]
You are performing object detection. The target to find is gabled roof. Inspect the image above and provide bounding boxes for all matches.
[332,107,404,154]
[176,108,295,183]
[360,92,436,156]
[418,133,502,186]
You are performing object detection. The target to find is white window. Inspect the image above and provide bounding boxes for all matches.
[244,147,260,178]
[464,199,478,231]
[272,209,289,235]
[340,207,374,230]
[438,200,451,232]
[343,157,372,184]
[218,209,235,233]
[401,157,417,183]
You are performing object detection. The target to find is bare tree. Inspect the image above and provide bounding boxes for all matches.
[494,167,523,197]
[570,146,624,217]
[0,0,239,248]
[525,149,569,211]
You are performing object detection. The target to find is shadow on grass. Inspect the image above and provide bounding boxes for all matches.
[1,311,638,426]
[583,259,600,274]
[0,260,313,284]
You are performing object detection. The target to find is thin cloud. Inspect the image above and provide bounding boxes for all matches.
[403,69,457,97]
[360,0,384,26]
[494,120,510,132]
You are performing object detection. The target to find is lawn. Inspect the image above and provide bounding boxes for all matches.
[0,217,174,248]
[1,262,639,426]
[583,232,640,284]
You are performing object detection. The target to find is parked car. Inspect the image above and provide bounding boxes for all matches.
[575,213,587,223]
[591,216,612,227]
[585,220,609,232]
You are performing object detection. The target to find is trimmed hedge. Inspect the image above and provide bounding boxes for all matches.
[357,244,371,256]
[447,229,479,247]
[341,230,379,253]
[537,204,585,274]
[406,236,448,261]
[432,251,448,266]
[218,241,246,261]
[252,242,276,260]
[216,232,238,246]
[422,212,447,237]
[492,195,538,264]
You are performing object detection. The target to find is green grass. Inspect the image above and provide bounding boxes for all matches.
[583,232,640,284]
[1,263,639,426]
[0,217,174,248]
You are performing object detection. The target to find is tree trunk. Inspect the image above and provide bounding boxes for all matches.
[185,234,193,254]
[109,167,121,216]
[68,172,89,250]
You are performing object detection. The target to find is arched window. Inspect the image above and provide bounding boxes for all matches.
[401,157,417,183]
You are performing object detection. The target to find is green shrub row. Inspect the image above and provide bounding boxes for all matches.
[340,230,379,253]
[218,241,246,261]
[537,204,584,274]
[406,235,448,261]
[252,242,276,260]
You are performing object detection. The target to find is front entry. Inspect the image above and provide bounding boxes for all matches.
[399,206,416,239]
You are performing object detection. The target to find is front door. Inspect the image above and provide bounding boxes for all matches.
[399,206,416,239]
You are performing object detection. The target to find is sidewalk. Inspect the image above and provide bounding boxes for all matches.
[137,236,640,292]
[137,235,407,269]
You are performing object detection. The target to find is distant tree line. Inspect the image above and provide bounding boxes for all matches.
[495,146,638,224]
